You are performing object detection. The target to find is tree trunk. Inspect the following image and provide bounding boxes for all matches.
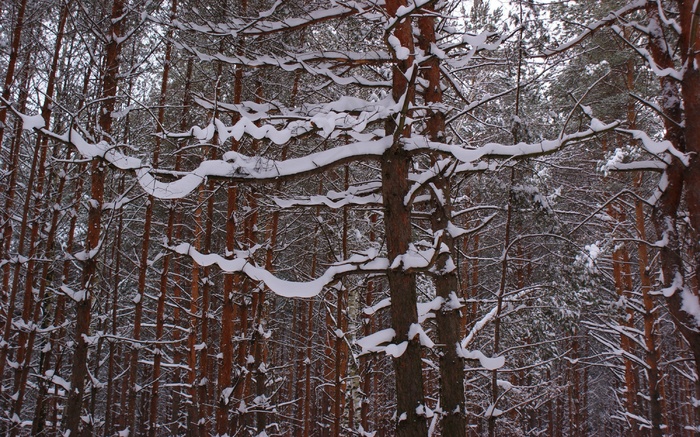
[64,0,125,433]
[7,0,70,430]
[417,5,466,435]
[645,5,700,425]
[0,0,27,156]
[488,169,513,437]
[383,2,426,436]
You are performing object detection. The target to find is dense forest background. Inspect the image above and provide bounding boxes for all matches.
[0,0,699,435]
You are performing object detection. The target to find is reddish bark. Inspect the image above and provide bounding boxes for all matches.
[0,0,27,156]
[417,5,467,435]
[383,1,426,435]
[645,5,700,420]
[64,0,125,433]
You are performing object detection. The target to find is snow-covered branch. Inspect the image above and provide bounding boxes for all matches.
[171,243,389,298]
[540,0,647,57]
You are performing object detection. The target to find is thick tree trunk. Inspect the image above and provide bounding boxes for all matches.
[417,5,467,435]
[64,0,125,433]
[646,6,700,426]
[383,2,426,436]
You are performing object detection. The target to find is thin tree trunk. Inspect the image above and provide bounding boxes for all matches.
[360,214,378,434]
[146,2,178,434]
[634,174,664,436]
[103,176,124,437]
[187,186,205,434]
[168,56,192,437]
[7,2,70,427]
[0,0,27,156]
[303,208,320,437]
[0,48,34,392]
[330,166,351,437]
[609,210,637,433]
[32,45,94,434]
[488,169,514,437]
[217,181,238,436]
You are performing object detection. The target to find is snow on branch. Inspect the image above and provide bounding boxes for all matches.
[14,109,615,202]
[184,96,393,142]
[171,243,388,298]
[540,0,647,57]
[163,2,372,37]
[273,181,382,209]
[456,348,505,370]
[355,328,409,357]
[610,25,683,80]
[180,42,391,88]
[49,127,142,171]
[137,136,394,198]
[616,128,689,164]
[406,118,619,163]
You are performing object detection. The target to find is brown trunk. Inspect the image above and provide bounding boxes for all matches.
[168,56,192,437]
[64,0,125,433]
[620,46,666,435]
[31,155,87,435]
[103,176,124,437]
[635,176,664,436]
[332,167,350,437]
[198,141,217,437]
[678,10,700,427]
[8,3,70,422]
[645,4,700,424]
[383,2,425,436]
[0,0,27,156]
[0,48,33,392]
[187,184,205,434]
[217,176,238,435]
[323,291,335,436]
[488,169,514,437]
[217,186,238,436]
[147,2,179,434]
[417,5,466,435]
[216,48,244,436]
[680,0,700,281]
[303,218,320,437]
[360,214,378,434]
[609,208,637,432]
[7,0,69,428]
[571,338,582,437]
[33,50,94,435]
[243,83,265,434]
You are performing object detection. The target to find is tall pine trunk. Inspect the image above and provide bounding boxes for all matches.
[64,0,125,433]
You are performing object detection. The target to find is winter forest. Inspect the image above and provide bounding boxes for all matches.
[1,0,700,435]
